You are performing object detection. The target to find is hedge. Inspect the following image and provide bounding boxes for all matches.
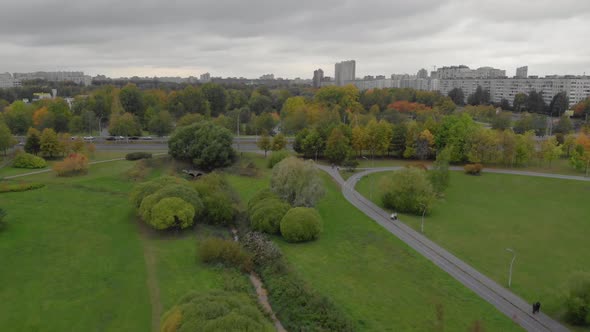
[125,152,153,161]
[12,153,47,169]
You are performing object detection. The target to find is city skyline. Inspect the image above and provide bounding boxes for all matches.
[1,0,589,79]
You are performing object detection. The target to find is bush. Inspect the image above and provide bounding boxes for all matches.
[260,265,355,331]
[241,232,282,267]
[160,291,273,332]
[343,157,359,172]
[192,173,239,225]
[270,157,325,207]
[249,198,290,234]
[53,153,89,176]
[149,197,195,230]
[12,152,47,169]
[125,152,152,160]
[0,182,45,193]
[380,167,436,215]
[247,189,279,213]
[130,176,187,207]
[464,163,484,175]
[199,237,253,272]
[564,273,590,326]
[125,159,150,181]
[280,207,322,243]
[267,150,291,169]
[139,183,204,222]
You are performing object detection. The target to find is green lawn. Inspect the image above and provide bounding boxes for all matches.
[0,159,251,331]
[356,171,590,329]
[226,154,520,331]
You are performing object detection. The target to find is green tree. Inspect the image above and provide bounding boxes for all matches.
[24,127,41,155]
[415,129,434,160]
[252,112,276,134]
[167,86,210,117]
[4,101,33,134]
[257,131,272,157]
[40,128,60,158]
[109,112,141,137]
[168,121,235,171]
[390,123,408,157]
[527,90,546,114]
[380,167,436,215]
[0,120,14,155]
[447,88,465,105]
[429,147,451,194]
[435,97,457,114]
[549,91,569,117]
[119,84,144,118]
[515,131,536,166]
[540,136,562,166]
[201,83,228,116]
[467,86,490,105]
[248,94,273,115]
[491,112,512,130]
[302,129,325,160]
[554,115,573,134]
[271,133,287,151]
[177,113,204,127]
[324,127,351,164]
[513,93,528,112]
[149,197,195,230]
[270,157,325,207]
[46,98,72,132]
[148,110,174,136]
[500,98,511,111]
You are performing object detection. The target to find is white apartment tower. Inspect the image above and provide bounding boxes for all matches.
[335,60,356,86]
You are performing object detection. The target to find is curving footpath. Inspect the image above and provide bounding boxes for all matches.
[318,165,577,332]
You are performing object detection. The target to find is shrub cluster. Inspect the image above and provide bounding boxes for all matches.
[53,153,89,177]
[464,163,484,175]
[199,237,253,272]
[125,152,153,161]
[160,291,273,332]
[279,207,322,243]
[12,153,47,169]
[125,159,150,181]
[130,176,204,230]
[0,182,45,193]
[192,173,239,225]
[564,273,590,326]
[267,150,290,169]
[238,231,355,331]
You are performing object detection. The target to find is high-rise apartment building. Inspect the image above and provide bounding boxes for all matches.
[12,71,91,86]
[199,72,211,82]
[516,66,528,78]
[0,72,21,88]
[435,65,505,79]
[335,60,355,86]
[312,69,324,88]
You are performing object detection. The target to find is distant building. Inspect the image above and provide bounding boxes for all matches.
[516,66,528,78]
[335,60,355,86]
[199,72,211,83]
[312,69,324,88]
[417,68,429,79]
[0,72,21,88]
[13,71,91,86]
[259,74,275,80]
[435,65,505,79]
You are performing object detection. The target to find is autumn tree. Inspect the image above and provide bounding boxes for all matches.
[324,127,351,164]
[25,127,41,155]
[467,128,500,164]
[271,133,287,151]
[40,128,60,158]
[498,129,517,166]
[540,136,562,167]
[515,131,536,166]
[109,112,142,137]
[570,133,590,176]
[257,131,272,157]
[33,107,54,130]
[351,126,367,157]
[415,129,434,160]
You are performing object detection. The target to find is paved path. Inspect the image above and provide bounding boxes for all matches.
[318,165,572,332]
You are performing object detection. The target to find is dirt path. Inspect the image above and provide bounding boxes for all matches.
[231,229,287,332]
[137,221,163,332]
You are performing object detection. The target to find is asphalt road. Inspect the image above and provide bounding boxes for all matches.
[318,165,571,332]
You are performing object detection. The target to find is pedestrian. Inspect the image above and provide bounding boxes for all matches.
[536,301,541,314]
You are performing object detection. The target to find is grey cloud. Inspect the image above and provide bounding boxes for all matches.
[0,0,588,78]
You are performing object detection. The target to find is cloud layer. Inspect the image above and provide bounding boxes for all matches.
[1,0,589,78]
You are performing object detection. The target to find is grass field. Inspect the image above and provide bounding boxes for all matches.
[0,159,251,331]
[226,155,520,331]
[356,170,590,329]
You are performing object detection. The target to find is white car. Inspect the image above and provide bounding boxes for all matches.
[83,136,95,141]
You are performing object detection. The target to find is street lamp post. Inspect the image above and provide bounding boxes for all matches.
[361,156,374,199]
[420,204,427,233]
[506,248,516,288]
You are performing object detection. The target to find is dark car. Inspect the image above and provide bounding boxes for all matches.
[129,136,140,140]
[105,136,116,141]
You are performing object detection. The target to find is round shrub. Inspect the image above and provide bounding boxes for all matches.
[12,153,47,169]
[141,184,204,220]
[160,291,273,332]
[249,198,290,234]
[192,174,238,225]
[149,197,195,230]
[280,207,322,243]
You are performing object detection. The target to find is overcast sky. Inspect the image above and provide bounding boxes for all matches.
[1,0,589,79]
